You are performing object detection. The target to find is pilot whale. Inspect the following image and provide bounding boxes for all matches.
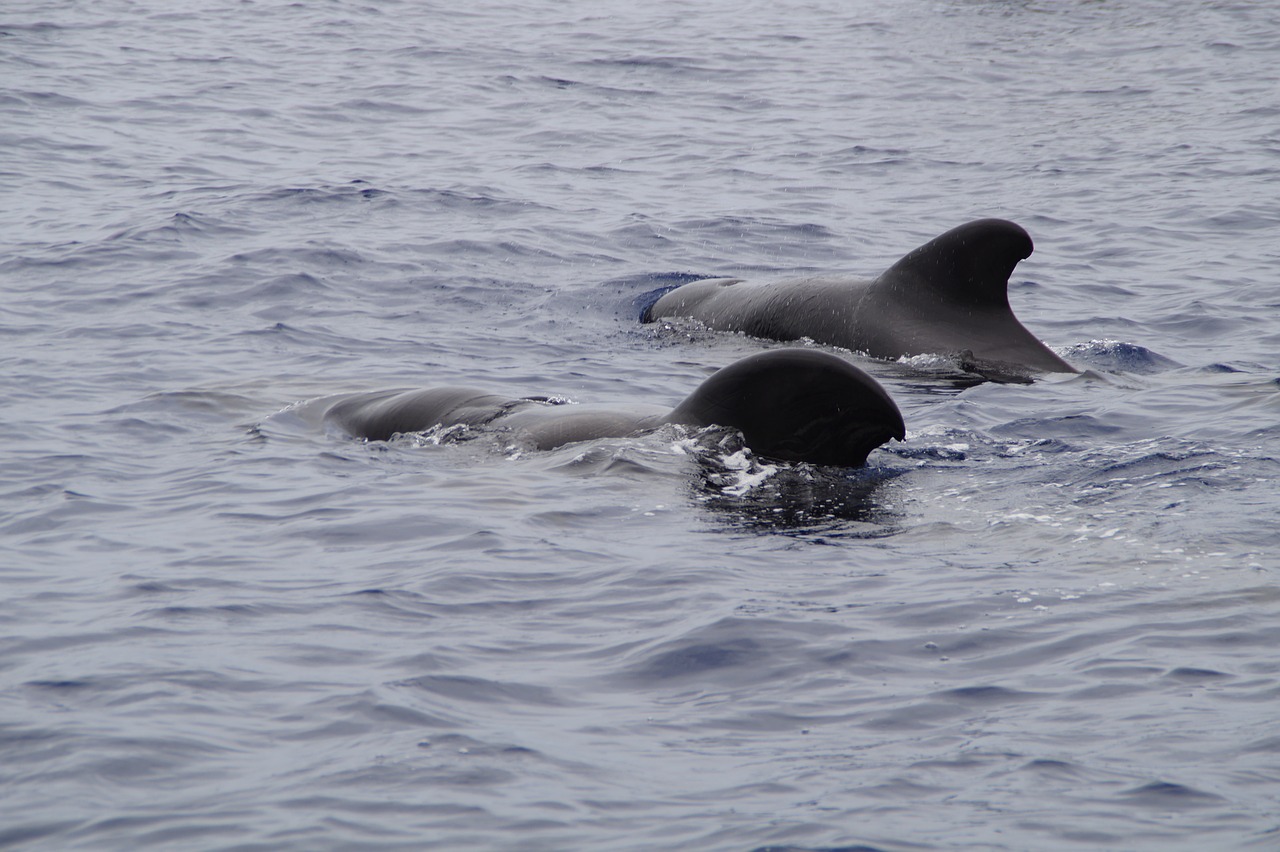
[643,218,1076,375]
[317,349,905,467]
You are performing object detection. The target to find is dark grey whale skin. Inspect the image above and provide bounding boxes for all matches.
[319,349,906,468]
[644,219,1076,375]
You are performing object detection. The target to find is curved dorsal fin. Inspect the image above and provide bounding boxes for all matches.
[666,349,904,466]
[875,218,1033,309]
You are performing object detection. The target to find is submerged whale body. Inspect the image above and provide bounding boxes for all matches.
[320,349,906,467]
[644,218,1076,375]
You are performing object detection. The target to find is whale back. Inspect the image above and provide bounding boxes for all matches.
[643,219,1074,374]
[666,349,905,467]
[325,387,512,441]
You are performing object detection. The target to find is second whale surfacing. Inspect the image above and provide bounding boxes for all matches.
[319,349,906,468]
[644,219,1077,376]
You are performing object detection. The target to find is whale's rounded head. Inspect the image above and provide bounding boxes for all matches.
[668,349,905,467]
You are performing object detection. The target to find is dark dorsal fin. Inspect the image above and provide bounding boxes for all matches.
[875,218,1033,309]
[666,349,905,467]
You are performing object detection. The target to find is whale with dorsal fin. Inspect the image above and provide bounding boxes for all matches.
[312,349,905,468]
[643,219,1076,375]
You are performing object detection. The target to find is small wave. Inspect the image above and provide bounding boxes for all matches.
[673,215,838,243]
[390,674,566,707]
[247,181,397,207]
[1120,780,1225,807]
[105,210,254,244]
[890,444,968,462]
[1064,339,1182,374]
[626,639,761,682]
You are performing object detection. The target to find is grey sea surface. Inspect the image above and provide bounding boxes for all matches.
[3,1,1279,849]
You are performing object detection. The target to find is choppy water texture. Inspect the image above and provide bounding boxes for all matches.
[3,1,1280,849]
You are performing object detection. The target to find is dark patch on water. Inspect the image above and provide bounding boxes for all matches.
[752,846,893,852]
[1165,667,1230,682]
[936,684,1039,704]
[629,639,760,681]
[26,679,94,691]
[1120,780,1225,806]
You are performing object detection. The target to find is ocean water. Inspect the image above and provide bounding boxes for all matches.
[3,1,1280,849]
